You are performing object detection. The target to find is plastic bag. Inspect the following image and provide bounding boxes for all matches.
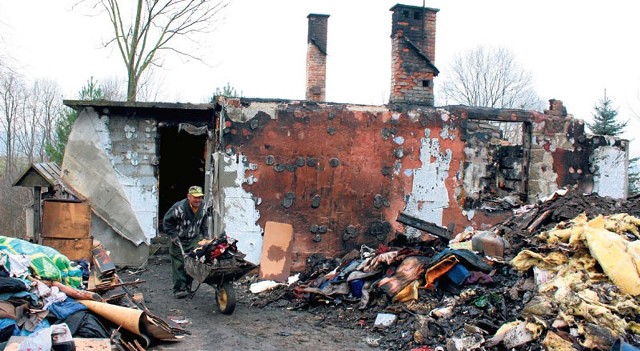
[18,325,52,351]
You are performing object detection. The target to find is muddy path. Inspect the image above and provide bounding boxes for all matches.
[130,255,375,351]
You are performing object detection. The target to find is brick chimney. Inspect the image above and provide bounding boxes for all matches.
[544,99,568,117]
[389,4,439,106]
[306,14,329,102]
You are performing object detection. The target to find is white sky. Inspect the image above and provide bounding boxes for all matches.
[2,0,640,156]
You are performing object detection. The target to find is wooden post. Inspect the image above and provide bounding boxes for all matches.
[33,186,41,243]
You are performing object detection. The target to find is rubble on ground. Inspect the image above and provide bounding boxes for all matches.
[0,237,186,350]
[243,189,640,350]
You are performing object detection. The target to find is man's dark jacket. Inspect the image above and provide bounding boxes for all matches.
[163,199,208,241]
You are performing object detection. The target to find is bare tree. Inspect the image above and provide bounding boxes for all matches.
[136,68,167,102]
[440,46,544,111]
[79,0,228,102]
[0,71,25,175]
[36,80,63,161]
[0,171,30,237]
[14,80,62,164]
[99,76,127,101]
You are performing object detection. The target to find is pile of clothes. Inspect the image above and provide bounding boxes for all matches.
[0,237,111,347]
[0,236,84,289]
[293,243,499,310]
[0,236,188,350]
[188,236,240,264]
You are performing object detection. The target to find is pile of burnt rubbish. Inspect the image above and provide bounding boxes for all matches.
[246,189,640,351]
[188,235,241,265]
[0,238,187,351]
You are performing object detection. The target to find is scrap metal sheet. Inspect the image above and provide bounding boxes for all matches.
[61,109,147,246]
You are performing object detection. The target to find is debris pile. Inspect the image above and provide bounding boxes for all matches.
[246,189,640,350]
[0,236,187,350]
[188,236,241,264]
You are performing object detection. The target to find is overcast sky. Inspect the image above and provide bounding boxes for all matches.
[2,0,639,156]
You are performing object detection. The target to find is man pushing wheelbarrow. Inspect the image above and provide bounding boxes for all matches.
[163,185,208,299]
[164,185,256,314]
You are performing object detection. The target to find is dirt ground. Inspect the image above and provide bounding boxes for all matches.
[129,254,377,351]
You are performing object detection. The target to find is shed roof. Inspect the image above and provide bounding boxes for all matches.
[13,162,62,188]
[63,100,217,121]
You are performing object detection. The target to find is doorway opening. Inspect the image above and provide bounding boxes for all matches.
[158,126,206,229]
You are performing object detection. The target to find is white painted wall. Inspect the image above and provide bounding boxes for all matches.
[591,145,628,199]
[403,129,452,238]
[221,153,263,264]
[94,116,159,241]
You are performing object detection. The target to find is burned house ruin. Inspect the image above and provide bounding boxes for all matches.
[61,4,628,268]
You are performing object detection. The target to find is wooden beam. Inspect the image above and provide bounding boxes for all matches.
[396,212,451,240]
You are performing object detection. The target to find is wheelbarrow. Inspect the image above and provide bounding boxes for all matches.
[178,240,256,315]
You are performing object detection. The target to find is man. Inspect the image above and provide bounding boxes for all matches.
[163,185,208,298]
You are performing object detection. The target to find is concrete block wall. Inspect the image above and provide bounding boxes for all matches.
[108,118,158,177]
[106,116,159,240]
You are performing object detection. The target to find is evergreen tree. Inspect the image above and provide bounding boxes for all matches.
[210,82,241,102]
[587,94,627,136]
[629,156,639,195]
[45,78,105,164]
[587,92,637,196]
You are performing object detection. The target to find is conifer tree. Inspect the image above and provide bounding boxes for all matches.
[45,78,105,164]
[587,93,627,136]
[587,91,637,195]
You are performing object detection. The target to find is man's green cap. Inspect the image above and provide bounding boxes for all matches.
[188,185,204,197]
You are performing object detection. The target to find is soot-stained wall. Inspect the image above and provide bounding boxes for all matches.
[218,98,628,270]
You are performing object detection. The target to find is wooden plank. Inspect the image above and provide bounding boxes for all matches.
[41,238,93,261]
[42,200,91,239]
[259,221,294,282]
[396,212,451,240]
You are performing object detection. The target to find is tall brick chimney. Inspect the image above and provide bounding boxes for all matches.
[306,14,329,102]
[389,4,439,106]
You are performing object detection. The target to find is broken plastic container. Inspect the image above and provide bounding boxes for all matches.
[471,231,505,258]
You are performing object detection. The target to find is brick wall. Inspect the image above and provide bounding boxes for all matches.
[306,14,329,102]
[389,4,439,106]
[220,99,628,270]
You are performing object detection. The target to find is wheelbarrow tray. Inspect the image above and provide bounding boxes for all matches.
[185,255,256,286]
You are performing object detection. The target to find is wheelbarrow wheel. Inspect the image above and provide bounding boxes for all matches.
[216,281,236,315]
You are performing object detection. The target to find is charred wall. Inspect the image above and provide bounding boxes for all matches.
[218,98,628,270]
